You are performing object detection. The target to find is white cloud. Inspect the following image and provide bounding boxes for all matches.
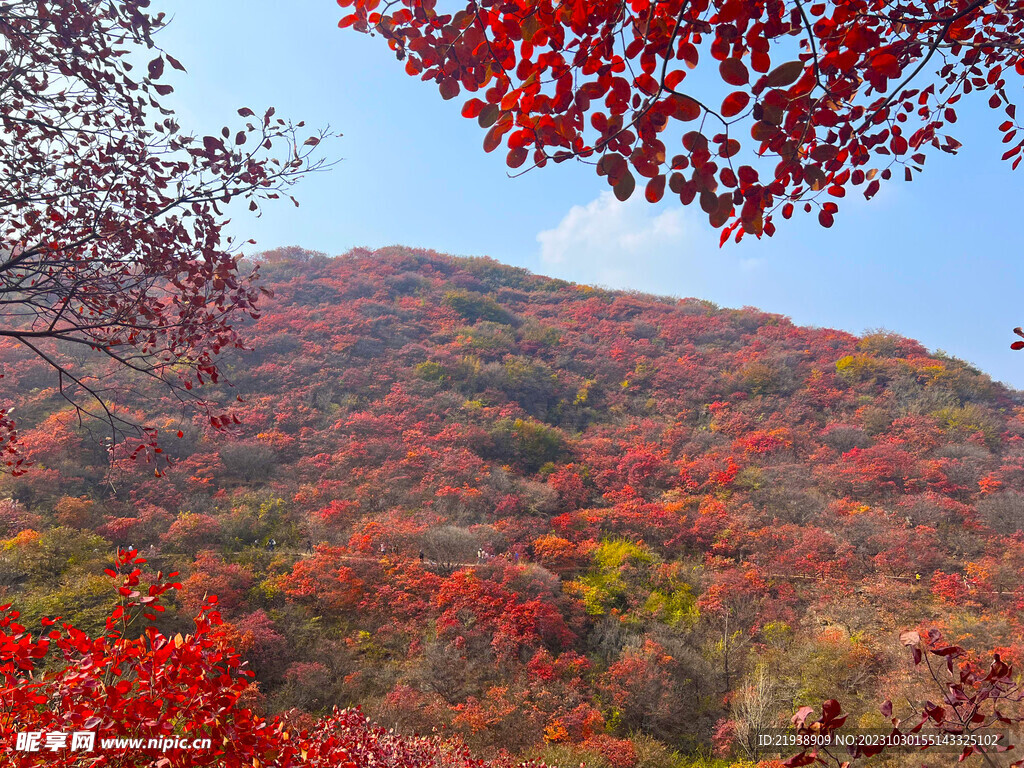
[536,191,761,298]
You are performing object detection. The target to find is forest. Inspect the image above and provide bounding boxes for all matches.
[3,246,1024,767]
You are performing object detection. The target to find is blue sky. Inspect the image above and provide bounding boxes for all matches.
[158,1,1023,389]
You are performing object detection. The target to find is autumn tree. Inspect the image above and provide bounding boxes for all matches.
[0,549,300,767]
[336,0,1022,243]
[0,549,536,767]
[0,0,332,473]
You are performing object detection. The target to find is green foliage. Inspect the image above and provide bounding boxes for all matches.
[731,466,763,491]
[593,538,655,570]
[3,526,109,583]
[442,289,515,325]
[0,528,118,633]
[20,572,116,635]
[569,540,697,627]
[642,585,699,627]
[219,441,278,483]
[519,321,562,348]
[415,361,447,381]
[488,417,565,472]
[456,322,516,357]
[856,331,906,358]
[531,743,615,768]
[459,255,535,291]
[220,492,295,550]
[931,403,1000,443]
[496,357,559,417]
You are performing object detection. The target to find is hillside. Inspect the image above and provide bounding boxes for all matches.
[2,246,1023,767]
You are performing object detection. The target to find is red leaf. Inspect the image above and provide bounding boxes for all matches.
[483,126,502,153]
[720,58,749,86]
[792,706,815,727]
[439,78,459,100]
[507,147,528,168]
[721,91,751,118]
[203,136,225,153]
[670,95,703,121]
[822,699,842,721]
[461,99,485,118]
[782,752,817,767]
[871,53,900,78]
[665,70,686,90]
[645,175,666,203]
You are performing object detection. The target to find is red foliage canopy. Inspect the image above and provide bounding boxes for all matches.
[336,0,1022,242]
[0,549,534,767]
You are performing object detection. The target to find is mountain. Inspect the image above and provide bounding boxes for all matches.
[2,246,1023,767]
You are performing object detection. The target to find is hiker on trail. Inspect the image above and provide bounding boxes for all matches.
[380,543,386,555]
[268,539,276,552]
[514,551,520,563]
[305,540,313,555]
[419,550,425,563]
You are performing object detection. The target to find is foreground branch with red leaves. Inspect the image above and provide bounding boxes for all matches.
[0,549,536,767]
[336,0,1022,243]
[784,629,1024,767]
[0,1,332,474]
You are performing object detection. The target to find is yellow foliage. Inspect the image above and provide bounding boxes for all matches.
[543,721,568,743]
[835,354,884,383]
